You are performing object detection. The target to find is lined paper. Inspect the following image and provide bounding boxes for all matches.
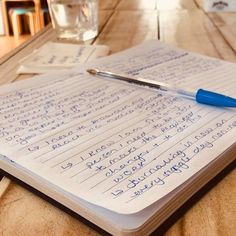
[0,40,235,214]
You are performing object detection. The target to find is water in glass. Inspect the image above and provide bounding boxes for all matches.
[48,0,98,41]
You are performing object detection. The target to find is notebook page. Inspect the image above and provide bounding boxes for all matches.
[0,40,235,214]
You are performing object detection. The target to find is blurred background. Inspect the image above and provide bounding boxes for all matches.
[0,0,50,57]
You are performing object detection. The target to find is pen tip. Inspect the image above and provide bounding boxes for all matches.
[87,68,98,75]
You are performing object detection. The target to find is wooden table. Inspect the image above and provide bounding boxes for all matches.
[0,0,235,235]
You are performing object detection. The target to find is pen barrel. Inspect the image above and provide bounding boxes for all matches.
[90,69,236,107]
[160,85,196,100]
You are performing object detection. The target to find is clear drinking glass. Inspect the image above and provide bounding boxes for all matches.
[48,0,98,41]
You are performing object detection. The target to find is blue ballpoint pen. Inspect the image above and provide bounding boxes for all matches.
[87,68,236,107]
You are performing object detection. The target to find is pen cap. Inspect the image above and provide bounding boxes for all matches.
[196,89,236,107]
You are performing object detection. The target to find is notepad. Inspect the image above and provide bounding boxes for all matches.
[0,40,235,235]
[16,42,109,74]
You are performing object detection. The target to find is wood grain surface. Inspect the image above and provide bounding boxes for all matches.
[0,0,235,235]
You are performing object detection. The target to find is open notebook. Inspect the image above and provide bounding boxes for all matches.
[0,40,235,235]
